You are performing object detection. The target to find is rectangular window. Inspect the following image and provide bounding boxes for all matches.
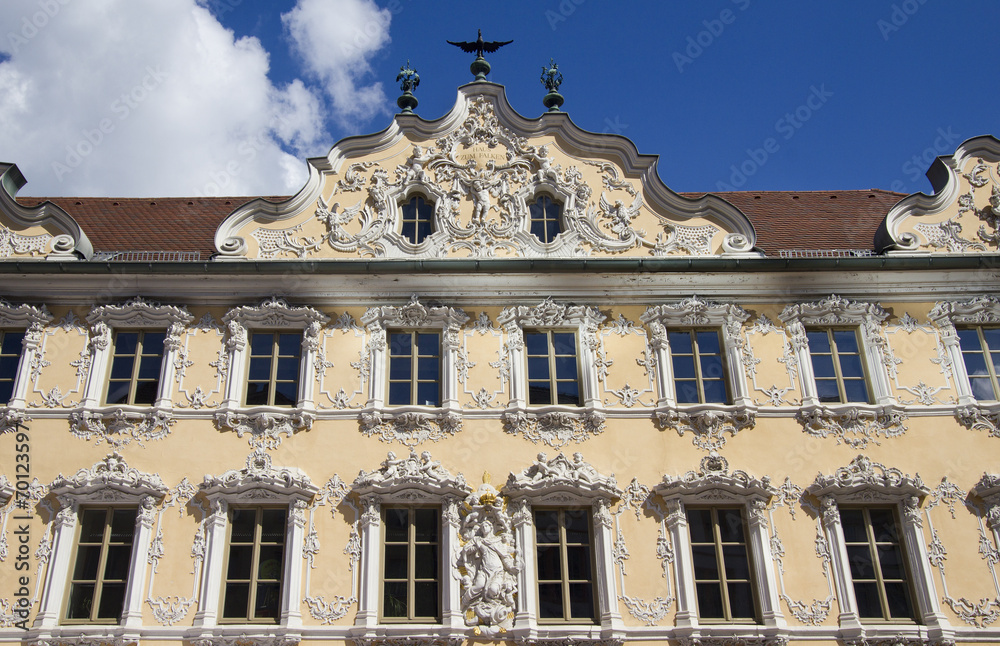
[525,330,580,406]
[245,332,301,407]
[0,329,25,404]
[534,508,596,623]
[387,331,441,406]
[381,507,440,622]
[400,196,434,244]
[807,328,870,404]
[105,330,165,405]
[669,330,729,404]
[686,507,757,622]
[65,507,136,624]
[221,507,286,623]
[840,507,915,622]
[957,326,1000,401]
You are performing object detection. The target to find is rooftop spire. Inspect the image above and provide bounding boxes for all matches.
[447,29,513,82]
[541,58,564,112]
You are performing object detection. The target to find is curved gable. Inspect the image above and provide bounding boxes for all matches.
[215,83,758,260]
[0,163,92,260]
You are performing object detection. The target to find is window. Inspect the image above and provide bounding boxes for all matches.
[64,507,137,624]
[534,508,596,623]
[221,507,286,623]
[381,506,440,622]
[400,196,433,244]
[807,328,870,404]
[105,330,165,405]
[686,507,757,623]
[840,507,916,622]
[245,332,301,407]
[957,326,1000,401]
[670,330,729,404]
[387,331,440,406]
[0,329,25,404]
[525,330,580,406]
[529,195,562,243]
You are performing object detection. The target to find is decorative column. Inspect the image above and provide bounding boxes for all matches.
[745,497,785,628]
[79,322,112,408]
[510,497,537,631]
[298,323,321,409]
[592,498,623,631]
[365,327,387,408]
[9,321,44,408]
[33,498,78,629]
[221,321,247,408]
[504,323,527,408]
[579,323,602,408]
[121,495,157,628]
[441,326,462,410]
[899,496,950,634]
[817,496,862,632]
[155,322,186,408]
[354,495,382,629]
[663,499,698,630]
[441,495,464,630]
[193,498,229,628]
[646,323,675,407]
[281,499,309,629]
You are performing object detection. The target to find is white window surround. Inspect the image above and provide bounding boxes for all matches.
[80,298,194,411]
[653,453,785,633]
[358,296,469,444]
[971,473,1000,564]
[193,451,318,634]
[0,299,52,422]
[351,449,469,635]
[220,298,330,412]
[33,452,167,637]
[502,451,623,637]
[807,455,949,639]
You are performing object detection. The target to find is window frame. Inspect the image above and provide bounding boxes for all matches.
[956,325,1000,401]
[523,328,582,407]
[219,505,288,624]
[62,506,139,625]
[528,193,564,244]
[379,504,442,623]
[35,453,166,632]
[667,328,732,405]
[532,506,598,624]
[0,300,52,417]
[385,329,442,408]
[399,194,435,245]
[684,505,759,624]
[243,330,303,408]
[805,326,873,405]
[103,329,167,407]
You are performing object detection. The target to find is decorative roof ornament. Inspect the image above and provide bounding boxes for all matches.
[395,60,419,115]
[447,29,513,82]
[540,58,564,113]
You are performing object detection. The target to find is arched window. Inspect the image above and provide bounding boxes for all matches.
[400,196,433,244]
[529,195,562,243]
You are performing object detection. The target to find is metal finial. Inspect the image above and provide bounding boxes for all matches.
[396,60,419,114]
[447,29,513,82]
[541,59,564,113]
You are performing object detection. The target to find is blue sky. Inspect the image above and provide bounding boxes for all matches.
[1,0,996,197]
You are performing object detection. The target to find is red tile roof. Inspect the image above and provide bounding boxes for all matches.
[19,189,904,258]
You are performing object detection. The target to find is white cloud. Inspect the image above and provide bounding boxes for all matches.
[282,0,392,128]
[0,0,379,197]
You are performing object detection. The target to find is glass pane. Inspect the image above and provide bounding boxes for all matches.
[114,332,138,354]
[417,381,439,406]
[833,329,860,352]
[227,545,253,579]
[0,331,24,354]
[534,510,560,543]
[964,352,989,377]
[885,581,914,619]
[847,544,875,578]
[229,508,256,542]
[383,581,407,617]
[668,331,693,354]
[417,357,439,380]
[258,545,284,580]
[0,378,12,404]
[722,544,750,579]
[843,379,870,403]
[109,356,135,380]
[529,383,553,405]
[254,582,281,618]
[718,508,745,543]
[671,355,696,379]
[839,509,867,542]
[414,544,438,579]
[810,354,836,378]
[552,332,575,355]
[222,582,250,619]
[414,581,439,618]
[133,380,159,405]
[401,219,416,242]
[142,331,165,351]
[564,510,590,543]
[537,582,564,619]
[249,333,272,355]
[245,382,269,406]
[73,546,102,580]
[536,545,562,580]
[556,380,580,405]
[273,381,298,406]
[276,333,300,356]
[971,377,997,400]
[566,545,592,580]
[868,508,897,540]
[247,357,271,381]
[389,356,412,380]
[524,332,548,355]
[0,355,19,379]
[261,509,286,542]
[982,328,1000,349]
[96,582,126,620]
[692,544,720,580]
[702,379,728,404]
[384,544,407,579]
[384,509,409,542]
[696,330,721,354]
[388,381,411,406]
[675,380,700,404]
[389,333,411,355]
[806,330,830,353]
[103,545,133,580]
[66,583,96,619]
[815,378,841,403]
[276,357,299,381]
[854,581,883,618]
[79,509,107,543]
[877,543,905,579]
[414,509,438,541]
[728,581,755,619]
[527,357,549,380]
[686,509,713,543]
[839,354,865,378]
[700,355,724,380]
[554,356,577,380]
[696,581,724,619]
[417,333,438,355]
[568,582,594,620]
[957,327,983,348]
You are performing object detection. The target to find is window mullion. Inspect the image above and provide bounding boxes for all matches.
[829,330,847,403]
[411,332,419,406]
[693,331,707,403]
[408,513,416,621]
[713,509,733,622]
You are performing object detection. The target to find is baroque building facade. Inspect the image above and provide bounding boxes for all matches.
[1,76,1000,646]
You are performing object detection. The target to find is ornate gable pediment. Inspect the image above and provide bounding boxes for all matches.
[353,449,469,498]
[503,451,620,502]
[655,453,777,502]
[879,134,1000,254]
[49,451,168,500]
[0,162,93,260]
[808,454,929,501]
[201,451,318,500]
[215,83,758,260]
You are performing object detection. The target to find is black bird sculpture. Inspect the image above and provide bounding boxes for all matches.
[447,29,513,59]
